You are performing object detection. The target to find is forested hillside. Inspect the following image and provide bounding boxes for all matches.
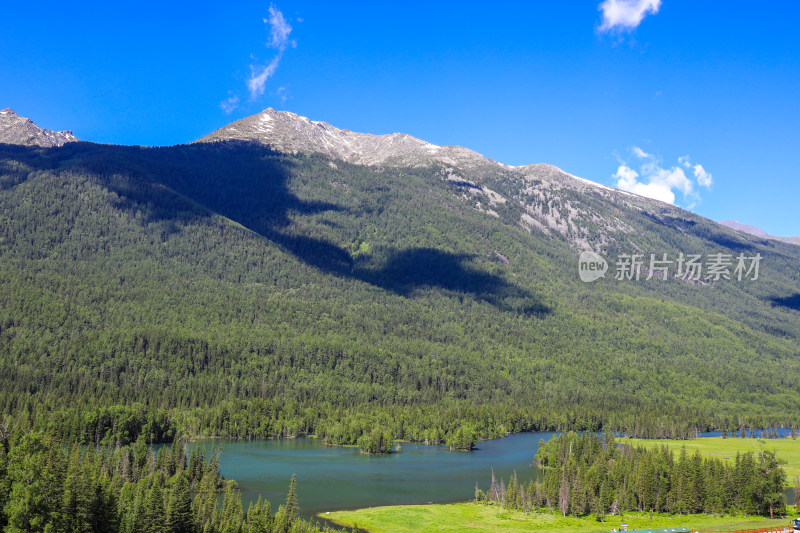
[1,139,799,446]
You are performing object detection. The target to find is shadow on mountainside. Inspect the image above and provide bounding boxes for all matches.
[771,293,800,312]
[0,141,550,315]
[354,247,550,315]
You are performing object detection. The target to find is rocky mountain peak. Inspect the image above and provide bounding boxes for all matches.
[195,108,657,252]
[195,108,507,170]
[0,108,78,148]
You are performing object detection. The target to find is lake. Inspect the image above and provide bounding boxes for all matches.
[184,430,797,523]
[190,432,553,520]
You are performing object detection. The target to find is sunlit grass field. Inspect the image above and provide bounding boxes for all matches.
[323,502,793,532]
[621,436,800,479]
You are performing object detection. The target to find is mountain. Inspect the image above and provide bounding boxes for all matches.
[197,108,665,252]
[1,108,800,446]
[719,220,800,246]
[196,107,506,170]
[0,108,78,147]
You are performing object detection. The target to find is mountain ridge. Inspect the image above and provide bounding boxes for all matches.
[1,107,790,253]
[0,108,78,147]
[195,107,510,170]
[195,108,619,192]
[194,108,677,252]
[719,220,800,246]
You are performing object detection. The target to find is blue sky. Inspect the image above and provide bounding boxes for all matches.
[1,1,798,236]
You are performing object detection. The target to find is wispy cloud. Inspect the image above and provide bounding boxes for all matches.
[266,5,293,51]
[679,155,713,187]
[220,95,240,114]
[221,4,295,113]
[276,86,289,103]
[598,0,661,32]
[247,56,282,100]
[248,5,294,101]
[613,147,713,207]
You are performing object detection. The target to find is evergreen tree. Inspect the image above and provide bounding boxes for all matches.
[143,481,168,533]
[60,448,91,532]
[755,449,786,519]
[285,474,298,526]
[244,496,273,533]
[167,474,194,533]
[219,480,243,533]
[192,471,219,531]
[3,432,60,532]
[88,471,118,533]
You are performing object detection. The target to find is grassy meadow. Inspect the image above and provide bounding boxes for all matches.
[322,502,796,532]
[620,436,800,479]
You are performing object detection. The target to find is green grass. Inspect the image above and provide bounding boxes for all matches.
[621,436,800,479]
[322,502,793,532]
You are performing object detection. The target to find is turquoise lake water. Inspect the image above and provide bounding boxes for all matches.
[182,430,796,522]
[189,431,553,520]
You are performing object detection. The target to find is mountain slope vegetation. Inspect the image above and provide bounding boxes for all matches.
[0,135,799,445]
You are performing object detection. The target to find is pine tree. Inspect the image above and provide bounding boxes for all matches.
[60,447,91,532]
[285,474,298,526]
[219,480,243,533]
[192,471,219,531]
[87,469,119,533]
[755,449,786,519]
[596,481,609,520]
[505,472,517,510]
[272,505,289,533]
[558,471,569,516]
[167,474,194,533]
[144,480,168,533]
[3,432,60,532]
[244,496,273,533]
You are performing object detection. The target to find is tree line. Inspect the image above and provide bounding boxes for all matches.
[478,432,787,519]
[0,428,342,532]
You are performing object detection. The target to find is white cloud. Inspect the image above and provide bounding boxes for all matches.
[692,163,713,187]
[247,56,281,100]
[266,5,293,51]
[613,162,679,204]
[221,95,240,114]
[221,4,295,111]
[679,155,713,187]
[276,86,289,103]
[598,0,661,32]
[612,147,712,207]
[247,5,294,101]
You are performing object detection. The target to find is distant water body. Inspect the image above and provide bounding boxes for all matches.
[177,429,796,521]
[182,432,553,520]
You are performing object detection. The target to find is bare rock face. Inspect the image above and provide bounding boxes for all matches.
[195,108,508,170]
[0,108,78,147]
